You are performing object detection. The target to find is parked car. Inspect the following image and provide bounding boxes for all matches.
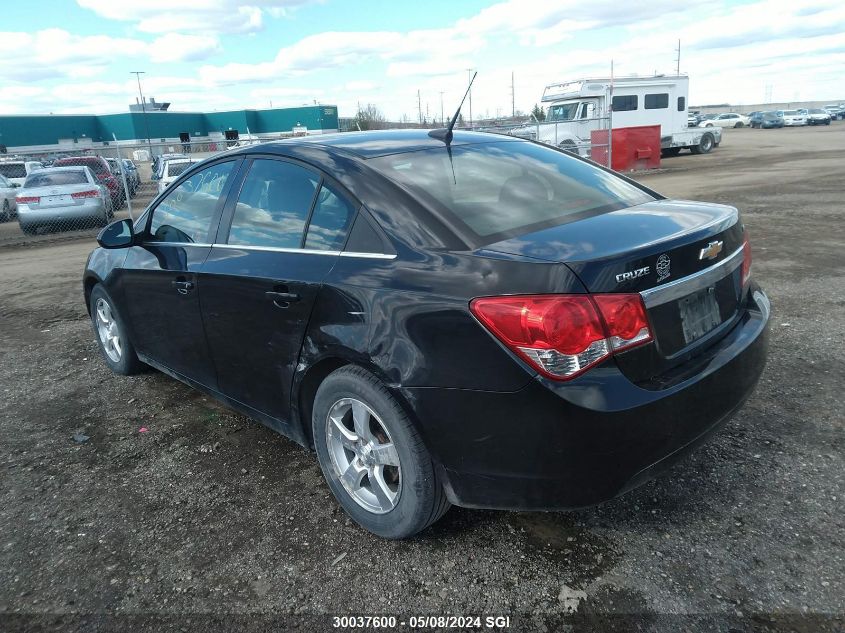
[16,166,113,234]
[0,159,44,187]
[122,159,141,192]
[823,105,843,120]
[0,173,19,221]
[749,111,784,129]
[157,158,197,194]
[151,153,188,180]
[699,113,749,128]
[777,110,808,127]
[84,130,769,539]
[52,156,124,208]
[802,108,831,126]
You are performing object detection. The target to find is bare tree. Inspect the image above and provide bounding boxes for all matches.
[353,103,388,131]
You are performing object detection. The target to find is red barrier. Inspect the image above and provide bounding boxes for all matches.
[591,125,661,171]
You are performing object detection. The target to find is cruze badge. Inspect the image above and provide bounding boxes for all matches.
[699,240,724,260]
[615,266,650,283]
[656,253,671,282]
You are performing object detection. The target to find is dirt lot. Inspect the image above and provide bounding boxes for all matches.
[1,125,843,632]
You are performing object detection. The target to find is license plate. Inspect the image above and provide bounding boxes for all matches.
[679,287,722,344]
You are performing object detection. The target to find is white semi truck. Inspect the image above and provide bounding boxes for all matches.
[511,75,721,158]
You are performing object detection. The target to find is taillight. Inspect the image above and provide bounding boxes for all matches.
[16,195,40,204]
[470,293,653,380]
[741,233,752,286]
[71,190,100,199]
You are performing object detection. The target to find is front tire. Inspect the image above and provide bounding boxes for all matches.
[0,200,9,222]
[312,366,450,539]
[89,285,143,375]
[735,122,744,128]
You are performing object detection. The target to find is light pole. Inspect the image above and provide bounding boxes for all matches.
[466,68,475,129]
[439,91,445,126]
[131,71,153,158]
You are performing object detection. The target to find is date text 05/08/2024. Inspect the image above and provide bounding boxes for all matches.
[332,615,512,629]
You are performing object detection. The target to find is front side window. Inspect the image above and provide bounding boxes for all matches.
[547,103,579,121]
[304,183,357,251]
[612,95,638,112]
[370,141,655,245]
[227,159,319,249]
[149,161,234,243]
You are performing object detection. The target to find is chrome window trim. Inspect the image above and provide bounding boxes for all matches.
[210,243,396,260]
[142,241,213,247]
[640,244,744,308]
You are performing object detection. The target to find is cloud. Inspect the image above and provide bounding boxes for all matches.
[76,0,312,34]
[150,33,222,62]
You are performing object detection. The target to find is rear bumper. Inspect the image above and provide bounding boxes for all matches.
[400,285,770,510]
[18,201,107,226]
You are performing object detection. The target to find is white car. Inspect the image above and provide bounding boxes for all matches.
[800,108,831,126]
[157,159,197,194]
[699,113,750,128]
[0,173,19,221]
[0,159,44,187]
[778,110,807,127]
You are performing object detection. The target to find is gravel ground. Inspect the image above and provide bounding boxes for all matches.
[0,125,843,632]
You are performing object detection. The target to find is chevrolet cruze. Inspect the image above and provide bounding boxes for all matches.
[84,130,769,538]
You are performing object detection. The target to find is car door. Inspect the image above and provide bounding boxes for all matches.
[120,158,240,387]
[199,157,358,424]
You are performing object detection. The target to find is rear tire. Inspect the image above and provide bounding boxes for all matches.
[735,122,744,128]
[691,133,714,154]
[0,200,9,222]
[661,147,681,158]
[89,285,144,375]
[312,366,450,539]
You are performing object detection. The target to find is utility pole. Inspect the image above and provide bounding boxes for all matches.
[675,39,681,75]
[130,71,153,158]
[466,68,475,129]
[439,91,445,126]
[417,90,423,126]
[511,71,515,118]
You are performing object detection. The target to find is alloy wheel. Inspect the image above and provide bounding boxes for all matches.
[95,297,122,363]
[325,397,401,514]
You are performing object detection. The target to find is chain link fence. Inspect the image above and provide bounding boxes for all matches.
[0,137,274,248]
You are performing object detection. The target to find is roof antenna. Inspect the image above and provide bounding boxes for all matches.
[429,71,477,144]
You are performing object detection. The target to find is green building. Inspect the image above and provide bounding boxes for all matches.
[0,105,339,152]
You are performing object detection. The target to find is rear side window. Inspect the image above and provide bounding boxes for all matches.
[304,183,356,251]
[24,170,88,187]
[227,159,319,249]
[0,163,26,178]
[166,162,194,178]
[370,141,655,244]
[644,93,669,109]
[612,95,638,111]
[149,161,234,243]
[677,96,686,111]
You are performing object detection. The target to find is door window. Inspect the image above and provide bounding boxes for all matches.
[611,95,638,112]
[304,183,357,251]
[227,159,319,249]
[149,161,234,243]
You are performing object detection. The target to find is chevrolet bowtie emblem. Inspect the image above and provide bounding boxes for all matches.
[699,240,724,260]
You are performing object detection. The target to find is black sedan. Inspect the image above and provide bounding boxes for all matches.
[750,111,784,129]
[84,130,770,538]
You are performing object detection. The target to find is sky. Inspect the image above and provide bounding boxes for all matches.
[1,0,843,121]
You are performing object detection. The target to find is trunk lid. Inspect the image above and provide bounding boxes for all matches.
[481,199,747,382]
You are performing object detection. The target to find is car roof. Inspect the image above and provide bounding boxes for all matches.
[246,129,521,159]
[32,165,90,172]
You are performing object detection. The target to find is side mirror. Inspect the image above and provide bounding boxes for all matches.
[97,218,135,249]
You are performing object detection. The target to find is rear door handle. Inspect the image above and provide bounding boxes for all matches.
[265,290,300,307]
[172,279,195,295]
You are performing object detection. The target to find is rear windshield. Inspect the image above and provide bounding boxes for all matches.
[55,158,107,174]
[0,163,26,178]
[166,162,193,177]
[24,170,88,187]
[369,141,655,243]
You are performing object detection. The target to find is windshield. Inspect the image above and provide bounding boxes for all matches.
[809,109,825,114]
[24,170,88,187]
[369,141,655,245]
[547,102,580,122]
[783,110,799,115]
[0,163,26,178]
[166,162,193,177]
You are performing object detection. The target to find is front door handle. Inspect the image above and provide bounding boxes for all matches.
[265,290,300,308]
[172,279,195,295]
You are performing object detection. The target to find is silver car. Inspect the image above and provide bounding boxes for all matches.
[17,166,113,234]
[0,174,19,221]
